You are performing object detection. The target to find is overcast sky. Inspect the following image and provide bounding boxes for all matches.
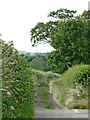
[0,0,89,53]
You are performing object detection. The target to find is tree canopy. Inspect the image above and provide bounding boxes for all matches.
[30,8,89,74]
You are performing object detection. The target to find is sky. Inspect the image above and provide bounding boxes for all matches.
[0,0,89,53]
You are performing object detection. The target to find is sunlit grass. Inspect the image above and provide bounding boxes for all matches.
[41,85,54,109]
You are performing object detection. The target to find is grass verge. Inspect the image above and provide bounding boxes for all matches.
[49,64,89,109]
[41,85,54,109]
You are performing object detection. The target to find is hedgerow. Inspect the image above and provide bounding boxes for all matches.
[61,64,89,88]
[50,64,89,109]
[0,38,35,119]
[32,69,61,87]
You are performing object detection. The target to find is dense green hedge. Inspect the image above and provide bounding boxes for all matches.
[0,39,35,118]
[50,64,89,109]
[32,69,61,87]
[61,64,89,88]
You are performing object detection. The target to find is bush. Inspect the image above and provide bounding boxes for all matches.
[49,64,89,109]
[46,71,61,80]
[0,39,35,118]
[61,64,89,88]
[32,69,61,87]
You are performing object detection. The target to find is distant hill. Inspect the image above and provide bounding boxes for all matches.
[18,50,49,56]
[18,51,27,55]
[18,51,36,56]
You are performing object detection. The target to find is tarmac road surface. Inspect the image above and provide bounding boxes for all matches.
[33,86,88,119]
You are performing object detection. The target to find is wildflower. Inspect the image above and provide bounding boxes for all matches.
[11,106,15,110]
[7,91,11,95]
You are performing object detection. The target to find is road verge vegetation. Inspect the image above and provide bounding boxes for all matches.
[49,64,89,109]
[1,39,35,119]
[32,69,61,88]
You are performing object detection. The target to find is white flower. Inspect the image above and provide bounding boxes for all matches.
[11,106,15,110]
[7,91,11,95]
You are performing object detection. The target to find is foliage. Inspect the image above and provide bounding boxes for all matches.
[31,8,77,46]
[0,38,35,118]
[30,57,44,71]
[24,55,36,62]
[22,54,51,72]
[30,8,89,74]
[49,64,89,109]
[32,69,61,88]
[48,17,88,73]
[61,64,89,88]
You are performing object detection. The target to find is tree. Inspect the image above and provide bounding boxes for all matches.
[30,9,89,73]
[30,57,44,71]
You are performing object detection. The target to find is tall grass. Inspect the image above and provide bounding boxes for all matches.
[49,64,89,109]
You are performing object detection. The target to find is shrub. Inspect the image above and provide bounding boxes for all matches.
[0,39,35,118]
[61,64,89,88]
[32,69,61,87]
[49,64,89,109]
[46,71,61,81]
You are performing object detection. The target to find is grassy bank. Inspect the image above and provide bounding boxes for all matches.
[49,64,89,109]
